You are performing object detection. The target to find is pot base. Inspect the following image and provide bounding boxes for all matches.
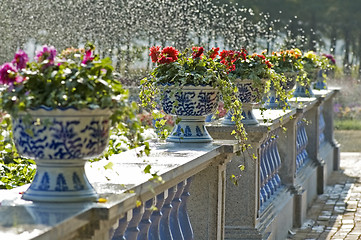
[22,161,98,202]
[222,105,259,125]
[166,119,213,143]
[293,83,315,98]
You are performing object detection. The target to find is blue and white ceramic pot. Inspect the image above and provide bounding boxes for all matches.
[161,85,219,143]
[294,69,318,98]
[293,81,315,98]
[12,107,112,202]
[223,79,265,125]
[313,69,328,90]
[265,72,297,109]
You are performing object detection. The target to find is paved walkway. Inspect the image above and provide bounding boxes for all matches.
[289,152,361,240]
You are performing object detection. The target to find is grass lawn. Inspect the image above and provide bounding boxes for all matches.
[335,130,361,152]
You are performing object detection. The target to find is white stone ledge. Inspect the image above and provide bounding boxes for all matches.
[0,140,239,239]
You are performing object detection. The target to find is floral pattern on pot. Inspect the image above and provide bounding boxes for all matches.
[265,72,297,109]
[12,107,111,160]
[12,107,112,202]
[223,79,265,125]
[161,85,219,117]
[293,82,315,98]
[236,80,264,103]
[160,85,219,143]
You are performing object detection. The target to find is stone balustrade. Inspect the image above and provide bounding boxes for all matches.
[0,88,339,240]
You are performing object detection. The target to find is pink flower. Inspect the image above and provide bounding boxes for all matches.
[35,45,57,65]
[0,63,24,85]
[82,49,95,64]
[12,49,28,70]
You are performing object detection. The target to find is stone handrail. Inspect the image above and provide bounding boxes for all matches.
[0,88,340,240]
[0,141,239,239]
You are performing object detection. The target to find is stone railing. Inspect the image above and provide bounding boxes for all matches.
[0,89,339,240]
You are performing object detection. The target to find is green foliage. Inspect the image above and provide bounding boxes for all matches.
[140,47,248,148]
[0,44,128,127]
[229,53,271,85]
[148,48,229,86]
[0,114,36,189]
[268,49,303,74]
[335,119,361,131]
[0,158,36,189]
[0,44,151,189]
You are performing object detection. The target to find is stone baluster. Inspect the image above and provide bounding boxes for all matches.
[138,198,155,240]
[179,178,194,240]
[301,122,307,166]
[149,192,167,240]
[267,136,278,191]
[264,139,276,195]
[111,210,132,240]
[296,120,304,171]
[160,187,176,240]
[301,121,309,164]
[260,161,266,208]
[124,205,145,240]
[296,121,302,171]
[260,143,271,201]
[170,182,185,240]
[296,119,310,173]
[319,105,326,146]
[271,132,282,188]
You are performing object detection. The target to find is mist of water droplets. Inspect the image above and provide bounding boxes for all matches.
[0,0,317,82]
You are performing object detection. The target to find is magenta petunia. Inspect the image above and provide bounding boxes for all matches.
[35,45,57,64]
[0,63,24,85]
[82,49,95,64]
[12,49,29,70]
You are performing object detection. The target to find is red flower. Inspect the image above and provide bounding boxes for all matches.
[192,46,204,59]
[229,64,236,72]
[158,56,174,64]
[149,46,161,63]
[209,47,219,59]
[257,54,266,60]
[150,46,179,64]
[240,48,248,60]
[265,60,273,68]
[161,46,179,62]
[219,49,243,72]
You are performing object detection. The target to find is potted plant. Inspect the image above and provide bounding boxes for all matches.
[313,53,336,90]
[0,43,131,202]
[140,46,245,144]
[219,49,283,124]
[266,48,303,108]
[294,50,327,97]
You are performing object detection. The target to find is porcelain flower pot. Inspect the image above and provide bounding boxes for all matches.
[313,69,328,90]
[12,107,112,202]
[223,79,265,125]
[294,69,318,97]
[265,72,297,109]
[161,85,219,143]
[293,82,315,98]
